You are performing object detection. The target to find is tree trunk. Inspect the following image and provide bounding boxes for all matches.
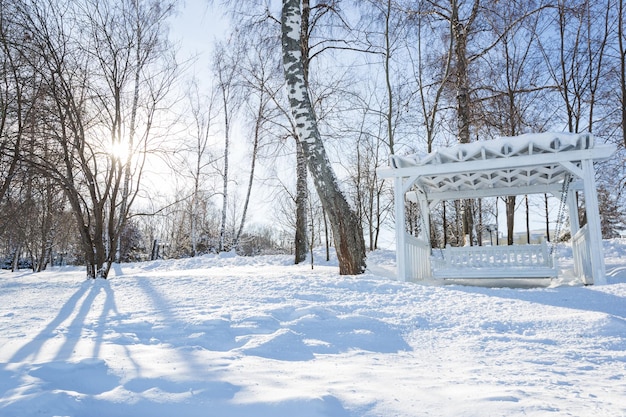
[494,197,499,246]
[294,138,308,264]
[506,195,515,245]
[525,194,530,244]
[219,84,230,252]
[617,0,626,146]
[383,0,394,155]
[544,193,550,242]
[451,0,477,245]
[281,0,366,275]
[477,198,483,246]
[234,95,262,250]
[442,201,448,247]
[11,246,20,272]
[116,13,142,263]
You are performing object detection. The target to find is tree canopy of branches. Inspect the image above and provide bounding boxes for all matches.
[2,0,625,276]
[0,0,177,278]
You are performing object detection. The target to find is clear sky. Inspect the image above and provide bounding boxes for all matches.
[169,0,229,78]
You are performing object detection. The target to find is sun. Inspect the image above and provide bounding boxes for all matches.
[109,140,131,162]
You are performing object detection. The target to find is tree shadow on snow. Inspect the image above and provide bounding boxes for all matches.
[1,279,243,417]
[449,283,626,320]
[9,280,94,363]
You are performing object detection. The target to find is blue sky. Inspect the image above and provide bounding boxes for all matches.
[169,0,229,76]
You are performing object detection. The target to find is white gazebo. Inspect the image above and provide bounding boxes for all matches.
[378,132,616,285]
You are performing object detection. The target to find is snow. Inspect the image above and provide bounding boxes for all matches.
[392,132,599,168]
[1,242,626,417]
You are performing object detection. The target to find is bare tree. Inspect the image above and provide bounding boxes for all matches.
[183,78,217,256]
[348,126,388,250]
[84,0,176,275]
[115,0,177,263]
[478,2,552,244]
[0,6,23,206]
[282,0,366,274]
[538,0,611,134]
[406,1,454,154]
[419,0,551,245]
[360,0,405,155]
[13,0,105,278]
[233,29,283,250]
[259,81,310,264]
[212,40,243,253]
[8,0,177,278]
[418,0,481,245]
[0,15,24,267]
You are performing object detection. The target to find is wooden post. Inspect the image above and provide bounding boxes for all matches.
[581,159,606,285]
[395,176,407,281]
[418,194,430,241]
[567,187,582,278]
[567,188,579,236]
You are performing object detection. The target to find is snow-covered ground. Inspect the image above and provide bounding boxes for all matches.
[1,241,626,417]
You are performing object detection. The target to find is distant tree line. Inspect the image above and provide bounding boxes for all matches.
[0,0,625,277]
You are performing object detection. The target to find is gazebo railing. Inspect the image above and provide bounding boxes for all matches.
[429,241,557,279]
[405,234,432,280]
[433,241,553,268]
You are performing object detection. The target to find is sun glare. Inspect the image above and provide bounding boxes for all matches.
[109,141,130,162]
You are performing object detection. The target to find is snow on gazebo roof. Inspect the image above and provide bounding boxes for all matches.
[380,132,615,200]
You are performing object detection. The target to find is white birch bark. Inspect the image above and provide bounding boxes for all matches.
[294,138,308,264]
[281,0,366,274]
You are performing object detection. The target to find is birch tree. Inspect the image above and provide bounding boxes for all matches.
[282,0,366,274]
[233,28,283,250]
[185,79,217,256]
[617,0,626,147]
[213,40,242,253]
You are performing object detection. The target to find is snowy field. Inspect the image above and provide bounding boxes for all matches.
[1,241,626,417]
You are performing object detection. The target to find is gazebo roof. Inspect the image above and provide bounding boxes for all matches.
[379,132,615,200]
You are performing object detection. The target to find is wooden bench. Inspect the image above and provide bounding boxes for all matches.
[430,242,558,279]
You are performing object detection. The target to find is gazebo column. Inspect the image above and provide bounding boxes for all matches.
[581,159,606,285]
[417,193,430,241]
[566,188,579,235]
[567,187,581,278]
[394,176,407,281]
